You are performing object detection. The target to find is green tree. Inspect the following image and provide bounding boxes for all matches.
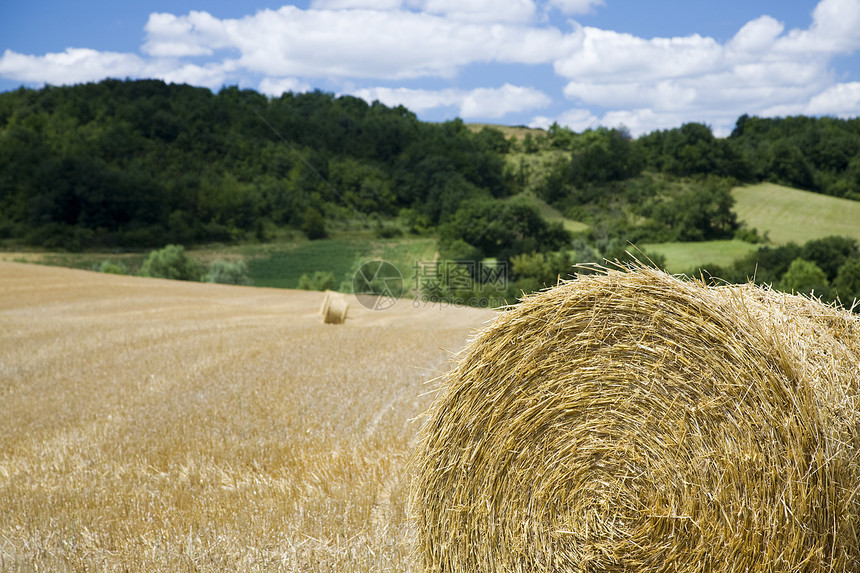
[204,260,251,285]
[301,207,328,240]
[800,236,859,281]
[439,197,570,263]
[833,259,860,306]
[768,141,816,190]
[138,244,203,281]
[511,250,575,294]
[643,177,738,242]
[777,258,830,298]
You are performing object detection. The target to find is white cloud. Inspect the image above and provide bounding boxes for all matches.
[600,109,686,135]
[141,6,568,80]
[411,0,537,23]
[776,0,860,53]
[805,82,860,116]
[0,48,147,85]
[143,11,235,57]
[353,84,549,117]
[531,108,686,136]
[259,77,314,97]
[2,0,860,136]
[156,61,236,89]
[546,0,604,16]
[312,0,539,22]
[310,0,404,9]
[728,16,784,53]
[530,108,597,131]
[353,86,462,112]
[550,0,860,134]
[460,83,551,117]
[554,28,722,82]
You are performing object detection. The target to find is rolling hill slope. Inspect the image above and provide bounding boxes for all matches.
[732,183,860,245]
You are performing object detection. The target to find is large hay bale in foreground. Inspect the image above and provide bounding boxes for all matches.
[412,267,860,572]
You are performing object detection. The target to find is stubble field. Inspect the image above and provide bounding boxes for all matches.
[0,261,493,572]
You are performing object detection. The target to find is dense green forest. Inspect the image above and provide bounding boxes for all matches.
[1,79,860,304]
[3,79,860,252]
[0,79,512,250]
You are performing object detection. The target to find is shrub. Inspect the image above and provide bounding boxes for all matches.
[302,207,328,240]
[834,259,860,307]
[778,258,830,298]
[94,260,127,275]
[204,260,251,285]
[298,270,336,291]
[138,244,202,281]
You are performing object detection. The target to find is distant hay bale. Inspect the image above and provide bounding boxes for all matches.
[319,290,333,316]
[412,266,860,572]
[322,292,348,325]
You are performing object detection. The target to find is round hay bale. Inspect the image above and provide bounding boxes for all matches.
[412,267,860,572]
[322,293,348,324]
[319,290,333,316]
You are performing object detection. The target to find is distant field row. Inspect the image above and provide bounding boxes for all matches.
[3,183,857,287]
[247,237,437,290]
[1,237,439,292]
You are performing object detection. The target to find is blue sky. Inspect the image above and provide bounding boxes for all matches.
[2,0,859,135]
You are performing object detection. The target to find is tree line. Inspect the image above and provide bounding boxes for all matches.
[3,79,860,255]
[0,79,511,250]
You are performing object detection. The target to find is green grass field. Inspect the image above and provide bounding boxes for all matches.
[508,192,590,234]
[732,183,860,245]
[1,236,439,293]
[643,183,860,273]
[640,240,759,274]
[248,237,437,290]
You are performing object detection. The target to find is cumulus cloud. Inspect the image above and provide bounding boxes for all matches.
[460,83,551,117]
[156,61,237,89]
[258,77,313,97]
[0,48,148,85]
[311,0,539,22]
[2,0,860,135]
[530,108,597,131]
[554,29,722,82]
[353,86,462,112]
[353,84,549,117]
[551,0,860,134]
[776,0,860,53]
[599,109,687,135]
[141,6,568,80]
[412,0,537,23]
[805,82,860,116]
[728,15,784,53]
[310,0,404,9]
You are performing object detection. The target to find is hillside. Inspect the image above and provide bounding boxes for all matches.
[732,183,860,245]
[0,261,493,571]
[3,79,860,255]
[645,182,860,273]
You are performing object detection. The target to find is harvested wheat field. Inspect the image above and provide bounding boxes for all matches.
[414,266,860,572]
[0,261,493,572]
